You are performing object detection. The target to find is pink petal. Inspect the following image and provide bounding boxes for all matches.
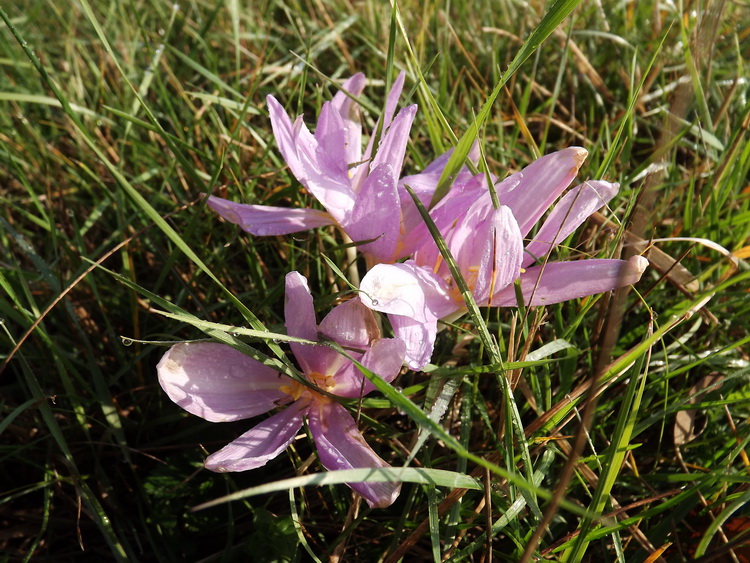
[157,342,290,423]
[285,271,327,374]
[389,313,438,371]
[381,71,406,133]
[522,181,619,267]
[314,102,349,177]
[207,196,335,236]
[331,73,366,168]
[359,261,456,323]
[308,401,401,508]
[449,202,524,303]
[497,147,589,237]
[297,146,355,224]
[491,256,649,307]
[204,401,307,472]
[369,104,417,184]
[333,337,406,397]
[353,72,407,190]
[410,174,490,268]
[318,297,380,350]
[346,163,401,262]
[267,95,315,184]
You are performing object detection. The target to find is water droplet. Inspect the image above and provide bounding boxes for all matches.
[120,336,133,346]
[231,332,240,337]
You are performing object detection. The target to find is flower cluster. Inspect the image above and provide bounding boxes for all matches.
[158,73,647,508]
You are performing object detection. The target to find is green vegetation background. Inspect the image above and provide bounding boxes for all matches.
[1,1,748,561]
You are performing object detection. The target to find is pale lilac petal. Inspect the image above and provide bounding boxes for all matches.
[522,181,619,267]
[204,401,306,472]
[381,71,406,133]
[369,105,417,183]
[449,203,524,303]
[297,147,355,224]
[207,196,335,236]
[267,95,315,183]
[285,271,326,374]
[497,147,589,237]
[318,297,380,350]
[491,256,649,307]
[331,73,366,168]
[359,261,456,322]
[331,73,367,109]
[334,337,406,397]
[346,164,401,262]
[305,298,378,383]
[308,401,401,508]
[410,174,491,269]
[361,337,405,386]
[354,72,407,189]
[389,313,438,371]
[157,342,289,423]
[314,102,349,177]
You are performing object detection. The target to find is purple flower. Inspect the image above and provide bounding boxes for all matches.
[157,272,406,508]
[207,73,436,264]
[359,147,649,369]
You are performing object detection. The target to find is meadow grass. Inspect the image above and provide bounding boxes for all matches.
[1,1,749,561]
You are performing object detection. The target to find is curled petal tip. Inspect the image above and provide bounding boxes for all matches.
[630,255,649,275]
[573,146,588,163]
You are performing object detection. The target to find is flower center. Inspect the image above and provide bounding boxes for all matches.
[279,372,336,402]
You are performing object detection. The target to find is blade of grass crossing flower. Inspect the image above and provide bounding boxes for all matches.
[561,321,653,561]
[404,185,540,514]
[476,123,500,209]
[195,468,485,511]
[429,0,584,208]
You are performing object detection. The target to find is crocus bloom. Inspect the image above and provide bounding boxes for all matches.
[207,73,433,264]
[157,272,406,508]
[359,147,648,369]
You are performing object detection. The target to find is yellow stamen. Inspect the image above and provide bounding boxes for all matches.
[280,372,336,403]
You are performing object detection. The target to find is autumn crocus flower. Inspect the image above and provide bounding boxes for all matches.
[157,272,406,508]
[359,147,648,369]
[207,73,433,264]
